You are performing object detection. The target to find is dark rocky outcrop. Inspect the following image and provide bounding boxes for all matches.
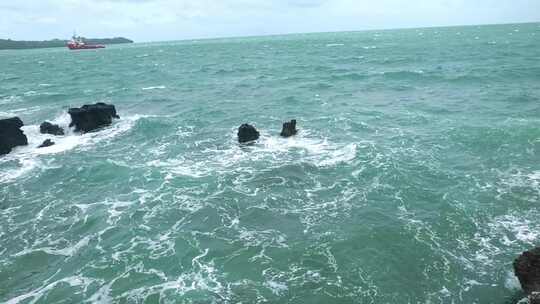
[514,247,540,304]
[238,124,260,143]
[38,139,55,148]
[68,102,120,133]
[0,117,28,155]
[40,121,64,136]
[280,119,298,137]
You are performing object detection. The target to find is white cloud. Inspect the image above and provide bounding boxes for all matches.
[0,0,539,41]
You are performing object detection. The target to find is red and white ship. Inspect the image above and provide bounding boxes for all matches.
[67,34,105,50]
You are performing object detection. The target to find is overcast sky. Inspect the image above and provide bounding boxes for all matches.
[1,0,539,42]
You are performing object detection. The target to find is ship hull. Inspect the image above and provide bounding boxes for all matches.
[67,44,105,50]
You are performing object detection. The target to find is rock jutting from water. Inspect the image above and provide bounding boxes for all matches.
[514,247,540,304]
[280,119,298,137]
[40,121,64,136]
[0,117,28,156]
[68,102,120,133]
[238,123,260,143]
[38,139,55,148]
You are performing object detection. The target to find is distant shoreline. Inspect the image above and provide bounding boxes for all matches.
[0,37,133,50]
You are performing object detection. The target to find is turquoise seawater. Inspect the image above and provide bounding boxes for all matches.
[1,23,539,303]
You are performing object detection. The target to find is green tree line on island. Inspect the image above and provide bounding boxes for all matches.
[0,37,133,50]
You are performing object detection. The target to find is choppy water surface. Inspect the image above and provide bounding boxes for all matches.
[1,23,539,303]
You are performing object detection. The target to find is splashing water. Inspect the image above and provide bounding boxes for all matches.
[1,23,539,303]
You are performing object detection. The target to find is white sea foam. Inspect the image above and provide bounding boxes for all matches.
[1,106,42,116]
[13,235,91,257]
[516,297,529,304]
[105,200,135,225]
[238,228,289,248]
[260,133,357,167]
[147,158,209,178]
[23,91,39,96]
[86,282,113,303]
[110,248,227,300]
[504,271,521,290]
[490,214,540,245]
[147,129,358,179]
[467,209,540,281]
[176,125,195,138]
[528,171,540,187]
[497,169,540,199]
[317,143,357,166]
[326,43,344,47]
[142,85,166,90]
[0,158,40,183]
[238,130,358,167]
[5,275,94,304]
[0,95,23,106]
[113,260,227,301]
[265,280,288,295]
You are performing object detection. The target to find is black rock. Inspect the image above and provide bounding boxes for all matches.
[68,102,120,133]
[237,124,260,143]
[514,247,540,304]
[38,139,55,148]
[280,119,298,137]
[0,117,28,156]
[40,121,64,136]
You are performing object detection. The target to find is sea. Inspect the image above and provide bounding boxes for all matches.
[1,23,539,304]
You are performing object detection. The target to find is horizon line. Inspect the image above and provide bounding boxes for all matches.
[3,20,539,44]
[136,20,540,44]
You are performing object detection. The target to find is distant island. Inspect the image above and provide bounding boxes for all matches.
[0,37,133,50]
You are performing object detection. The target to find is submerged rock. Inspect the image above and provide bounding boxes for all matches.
[280,119,298,137]
[0,117,28,155]
[68,102,120,133]
[38,139,55,148]
[514,247,540,304]
[40,121,64,136]
[238,123,260,143]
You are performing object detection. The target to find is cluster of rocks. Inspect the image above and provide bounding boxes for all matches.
[0,102,120,156]
[237,119,298,143]
[3,102,294,155]
[515,247,540,304]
